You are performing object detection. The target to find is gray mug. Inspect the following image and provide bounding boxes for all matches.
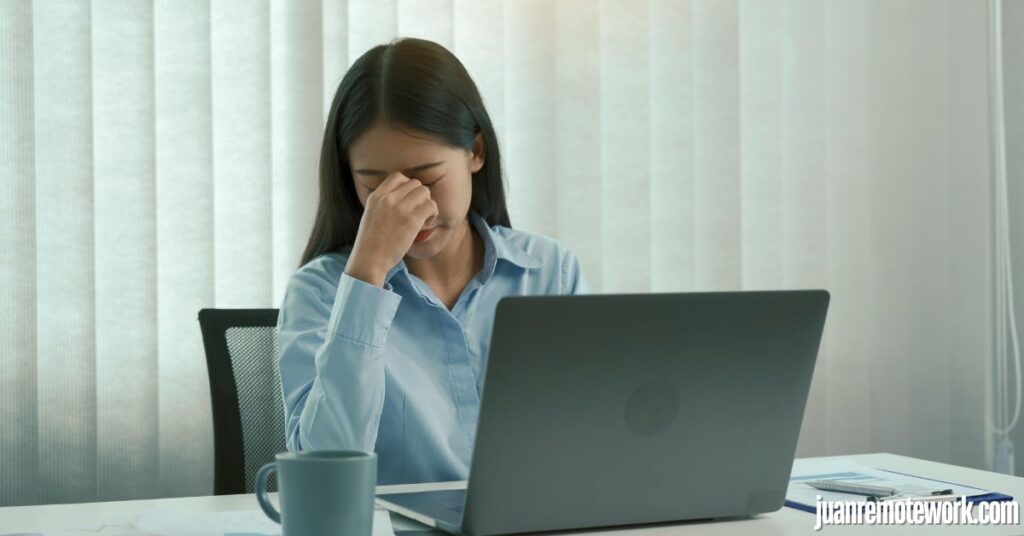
[256,450,377,536]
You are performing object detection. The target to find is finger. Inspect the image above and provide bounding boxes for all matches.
[384,177,426,204]
[413,198,439,224]
[396,181,431,205]
[373,181,418,209]
[372,172,411,197]
[378,179,425,209]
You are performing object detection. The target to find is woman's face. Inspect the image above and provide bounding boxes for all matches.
[348,120,484,260]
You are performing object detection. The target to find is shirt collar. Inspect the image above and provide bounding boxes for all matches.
[469,210,543,271]
[384,210,542,284]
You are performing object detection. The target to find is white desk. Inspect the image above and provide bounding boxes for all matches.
[2,453,1023,535]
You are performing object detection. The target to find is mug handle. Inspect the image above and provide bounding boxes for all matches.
[255,462,282,524]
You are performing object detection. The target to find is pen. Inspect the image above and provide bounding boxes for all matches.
[874,493,961,503]
[805,480,898,497]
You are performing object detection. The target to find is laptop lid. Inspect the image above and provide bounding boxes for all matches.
[460,290,829,535]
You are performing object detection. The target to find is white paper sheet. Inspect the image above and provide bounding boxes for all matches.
[787,459,988,508]
[133,507,395,536]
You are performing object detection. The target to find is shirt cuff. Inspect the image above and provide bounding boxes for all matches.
[326,272,402,348]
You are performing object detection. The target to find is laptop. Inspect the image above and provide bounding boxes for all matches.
[377,290,830,535]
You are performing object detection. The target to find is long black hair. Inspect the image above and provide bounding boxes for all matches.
[300,37,510,267]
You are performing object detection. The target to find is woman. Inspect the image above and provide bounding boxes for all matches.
[277,37,588,485]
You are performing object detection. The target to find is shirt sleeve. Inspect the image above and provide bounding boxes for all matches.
[277,265,402,453]
[561,249,590,295]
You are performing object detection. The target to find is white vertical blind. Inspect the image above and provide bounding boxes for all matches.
[785,0,829,457]
[153,0,214,499]
[398,0,452,49]
[503,0,556,238]
[348,0,396,65]
[649,0,694,293]
[739,0,783,291]
[33,0,97,505]
[693,0,743,291]
[893,0,952,464]
[322,0,348,121]
[453,0,505,146]
[92,0,158,501]
[869,0,914,460]
[554,0,602,290]
[822,0,872,455]
[270,0,322,295]
[0,0,38,509]
[211,0,272,309]
[601,0,650,293]
[0,0,998,505]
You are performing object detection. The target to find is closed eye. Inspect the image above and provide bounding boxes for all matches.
[368,176,444,193]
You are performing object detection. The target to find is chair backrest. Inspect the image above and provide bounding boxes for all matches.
[198,308,284,495]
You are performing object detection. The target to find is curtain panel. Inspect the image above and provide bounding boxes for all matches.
[0,0,994,505]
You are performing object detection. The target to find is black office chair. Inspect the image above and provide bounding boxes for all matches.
[199,308,285,495]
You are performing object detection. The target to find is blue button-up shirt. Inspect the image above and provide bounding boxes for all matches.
[277,211,588,484]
